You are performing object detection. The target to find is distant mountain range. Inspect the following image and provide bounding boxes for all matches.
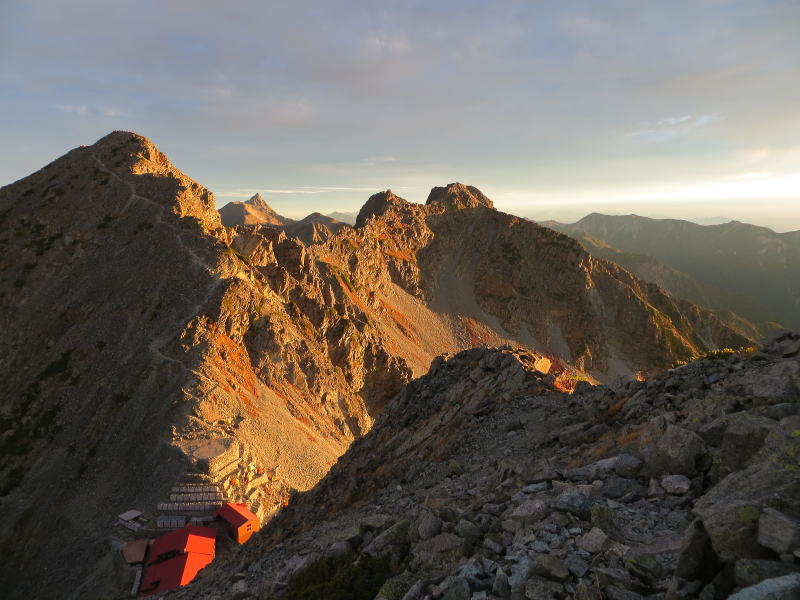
[218,196,351,244]
[326,210,357,225]
[545,213,800,331]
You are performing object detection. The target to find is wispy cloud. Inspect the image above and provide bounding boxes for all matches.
[55,104,129,118]
[360,156,397,164]
[628,113,723,142]
[219,186,391,198]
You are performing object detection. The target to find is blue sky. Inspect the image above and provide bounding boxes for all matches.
[2,1,799,230]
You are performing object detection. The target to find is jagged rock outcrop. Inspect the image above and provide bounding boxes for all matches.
[426,182,495,210]
[219,193,293,227]
[168,334,800,600]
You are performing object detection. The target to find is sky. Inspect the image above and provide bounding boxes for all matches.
[1,1,799,231]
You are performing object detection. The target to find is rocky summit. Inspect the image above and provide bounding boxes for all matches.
[170,333,800,600]
[219,193,294,227]
[0,131,785,599]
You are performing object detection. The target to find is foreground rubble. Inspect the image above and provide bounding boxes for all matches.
[173,332,800,599]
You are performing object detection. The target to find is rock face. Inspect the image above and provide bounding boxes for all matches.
[218,193,293,227]
[0,132,765,598]
[167,336,800,600]
[348,184,752,376]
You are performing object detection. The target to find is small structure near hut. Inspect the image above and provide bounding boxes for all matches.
[214,502,260,544]
[122,539,150,565]
[117,509,146,532]
[139,524,216,597]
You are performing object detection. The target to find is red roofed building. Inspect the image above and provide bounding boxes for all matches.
[140,525,216,597]
[214,502,260,544]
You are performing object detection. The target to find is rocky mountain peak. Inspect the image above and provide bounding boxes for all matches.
[219,192,290,227]
[355,189,410,227]
[425,182,495,211]
[92,130,174,175]
[246,192,269,209]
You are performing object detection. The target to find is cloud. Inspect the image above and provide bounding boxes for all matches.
[360,156,398,165]
[3,1,800,233]
[219,186,388,198]
[628,114,724,142]
[56,104,90,116]
[55,104,129,118]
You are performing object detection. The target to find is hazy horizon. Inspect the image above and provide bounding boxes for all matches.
[2,1,798,231]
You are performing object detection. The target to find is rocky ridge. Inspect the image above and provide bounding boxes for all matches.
[170,332,800,600]
[342,185,753,375]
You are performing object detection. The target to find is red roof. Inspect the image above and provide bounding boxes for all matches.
[148,525,216,565]
[140,552,213,596]
[214,502,258,529]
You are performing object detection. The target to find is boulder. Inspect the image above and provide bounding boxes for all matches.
[438,576,471,600]
[492,569,510,597]
[363,519,411,561]
[674,519,720,582]
[734,559,800,588]
[455,519,483,544]
[758,509,800,554]
[648,425,707,476]
[624,550,665,583]
[508,499,549,524]
[727,574,800,599]
[579,527,610,553]
[661,474,691,495]
[704,414,776,481]
[531,555,570,582]
[694,425,800,562]
[524,576,564,599]
[553,490,592,519]
[416,511,443,540]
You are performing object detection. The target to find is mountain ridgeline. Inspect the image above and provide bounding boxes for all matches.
[548,214,800,331]
[0,131,765,599]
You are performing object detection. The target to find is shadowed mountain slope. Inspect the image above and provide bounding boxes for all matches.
[541,225,779,341]
[549,214,800,329]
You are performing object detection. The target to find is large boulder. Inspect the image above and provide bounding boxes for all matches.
[728,574,800,599]
[694,417,800,563]
[758,509,800,555]
[644,425,707,477]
